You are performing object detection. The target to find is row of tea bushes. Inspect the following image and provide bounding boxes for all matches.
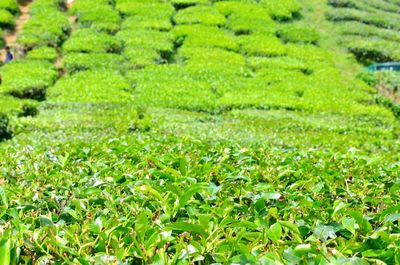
[0,0,19,133]
[0,0,70,140]
[48,0,132,105]
[329,0,400,13]
[70,0,121,33]
[0,0,19,52]
[122,0,387,119]
[326,0,400,63]
[62,0,124,73]
[2,0,68,98]
[115,0,176,68]
[17,0,70,50]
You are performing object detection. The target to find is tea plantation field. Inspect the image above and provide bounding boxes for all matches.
[326,0,400,64]
[0,0,399,264]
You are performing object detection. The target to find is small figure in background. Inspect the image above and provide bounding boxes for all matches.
[4,46,13,64]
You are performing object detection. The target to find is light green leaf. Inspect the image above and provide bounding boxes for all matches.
[268,222,282,243]
[342,217,356,235]
[166,222,207,237]
[0,238,11,265]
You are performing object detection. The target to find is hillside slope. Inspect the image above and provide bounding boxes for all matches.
[0,0,399,263]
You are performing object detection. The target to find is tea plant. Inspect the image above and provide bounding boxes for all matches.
[17,10,70,49]
[0,60,57,100]
[63,52,125,73]
[26,46,58,62]
[70,0,121,33]
[0,0,18,14]
[0,8,14,28]
[63,28,122,53]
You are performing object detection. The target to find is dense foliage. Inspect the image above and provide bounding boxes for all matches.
[0,0,399,264]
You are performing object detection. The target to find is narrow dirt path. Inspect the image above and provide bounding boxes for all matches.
[1,0,33,61]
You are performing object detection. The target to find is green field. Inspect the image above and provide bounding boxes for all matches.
[0,0,399,264]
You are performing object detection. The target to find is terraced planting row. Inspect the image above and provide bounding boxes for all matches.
[0,0,399,263]
[0,0,28,140]
[0,0,70,140]
[326,0,400,63]
[326,0,400,114]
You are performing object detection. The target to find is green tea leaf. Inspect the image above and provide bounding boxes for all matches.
[166,222,207,237]
[268,222,282,243]
[0,238,11,265]
[342,217,356,235]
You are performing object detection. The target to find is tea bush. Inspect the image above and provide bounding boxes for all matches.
[260,0,301,21]
[339,36,400,63]
[0,8,14,28]
[174,6,226,26]
[173,25,238,51]
[26,46,58,62]
[329,0,400,13]
[63,28,122,53]
[122,46,161,68]
[0,60,58,100]
[247,56,309,73]
[337,21,400,43]
[238,34,286,57]
[63,52,125,73]
[117,30,174,54]
[171,0,209,9]
[17,10,70,49]
[326,8,400,30]
[47,70,132,103]
[29,0,64,15]
[278,25,320,44]
[0,0,18,14]
[0,96,37,117]
[327,1,400,63]
[116,2,175,19]
[227,14,277,35]
[122,16,173,31]
[70,0,121,33]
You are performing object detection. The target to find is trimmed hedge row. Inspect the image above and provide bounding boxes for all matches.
[326,7,400,30]
[63,28,122,54]
[278,25,319,44]
[327,0,400,65]
[339,36,400,63]
[328,0,400,14]
[0,60,58,100]
[70,0,121,33]
[0,0,18,14]
[338,21,400,43]
[17,0,70,50]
